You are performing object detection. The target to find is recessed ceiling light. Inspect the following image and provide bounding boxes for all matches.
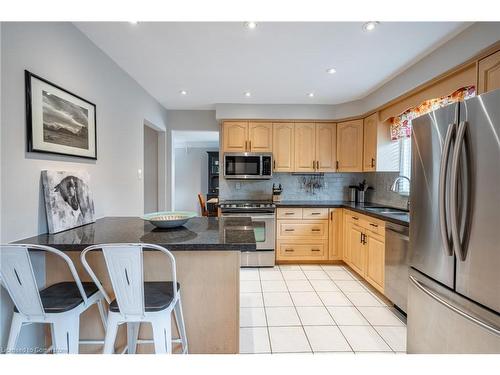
[326,67,337,74]
[307,92,315,98]
[244,91,252,97]
[245,22,257,30]
[362,21,379,32]
[179,90,187,96]
[129,21,138,25]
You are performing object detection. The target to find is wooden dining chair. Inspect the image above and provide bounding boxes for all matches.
[197,193,208,217]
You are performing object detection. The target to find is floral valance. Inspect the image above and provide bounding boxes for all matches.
[389,86,476,140]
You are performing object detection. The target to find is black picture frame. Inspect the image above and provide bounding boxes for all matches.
[25,70,97,160]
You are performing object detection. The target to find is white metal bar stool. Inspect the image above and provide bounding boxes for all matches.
[81,243,188,354]
[0,244,107,354]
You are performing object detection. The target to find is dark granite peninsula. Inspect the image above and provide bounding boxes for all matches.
[15,216,254,354]
[16,216,256,251]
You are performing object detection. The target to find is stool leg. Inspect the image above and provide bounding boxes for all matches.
[52,315,80,354]
[174,295,188,354]
[151,314,172,354]
[127,322,140,354]
[97,298,107,331]
[103,313,120,354]
[6,312,23,353]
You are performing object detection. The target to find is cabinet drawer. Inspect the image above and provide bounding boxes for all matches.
[302,208,329,220]
[277,241,328,260]
[362,217,385,236]
[277,220,328,239]
[277,208,303,219]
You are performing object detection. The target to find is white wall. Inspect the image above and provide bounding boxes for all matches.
[165,110,218,209]
[144,124,159,214]
[174,147,218,214]
[0,22,168,350]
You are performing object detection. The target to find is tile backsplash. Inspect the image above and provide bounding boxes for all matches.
[220,171,409,210]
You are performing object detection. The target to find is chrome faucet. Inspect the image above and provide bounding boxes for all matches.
[391,176,411,210]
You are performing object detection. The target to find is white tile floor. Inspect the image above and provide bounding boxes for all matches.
[239,264,406,354]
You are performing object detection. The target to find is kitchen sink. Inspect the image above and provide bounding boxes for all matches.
[364,207,409,215]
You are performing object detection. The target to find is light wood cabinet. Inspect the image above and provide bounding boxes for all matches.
[478,50,500,94]
[294,123,316,172]
[362,113,399,172]
[273,123,294,172]
[342,210,386,293]
[365,232,385,293]
[222,121,272,153]
[337,119,364,172]
[315,123,337,172]
[329,208,342,260]
[363,113,378,171]
[249,122,273,152]
[222,121,248,152]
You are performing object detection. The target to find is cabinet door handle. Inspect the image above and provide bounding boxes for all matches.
[311,212,321,215]
[273,160,276,170]
[360,232,363,243]
[249,140,252,150]
[245,140,248,151]
[311,249,321,252]
[352,216,359,220]
[311,228,321,232]
[285,248,294,252]
[370,223,378,228]
[317,161,320,169]
[284,212,295,215]
[336,160,339,170]
[371,158,375,168]
[362,233,367,245]
[330,211,333,220]
[284,228,295,232]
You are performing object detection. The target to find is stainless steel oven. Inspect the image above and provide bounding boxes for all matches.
[220,201,275,267]
[223,153,273,180]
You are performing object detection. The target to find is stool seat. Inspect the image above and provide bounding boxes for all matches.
[109,282,180,313]
[14,282,99,313]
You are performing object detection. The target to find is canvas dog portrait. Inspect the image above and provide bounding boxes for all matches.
[41,170,95,233]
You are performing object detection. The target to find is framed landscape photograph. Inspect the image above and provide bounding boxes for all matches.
[25,70,97,159]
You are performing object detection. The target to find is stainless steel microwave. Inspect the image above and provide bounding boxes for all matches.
[223,153,273,179]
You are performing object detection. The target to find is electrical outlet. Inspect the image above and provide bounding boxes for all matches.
[235,182,241,190]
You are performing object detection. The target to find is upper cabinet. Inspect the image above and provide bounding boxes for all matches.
[478,50,500,94]
[294,123,316,172]
[222,121,272,153]
[337,119,364,172]
[222,121,248,152]
[294,122,337,172]
[362,113,399,172]
[316,123,337,172]
[273,122,294,172]
[248,122,273,152]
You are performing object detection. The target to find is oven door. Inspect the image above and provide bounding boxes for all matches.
[224,154,262,179]
[221,212,275,250]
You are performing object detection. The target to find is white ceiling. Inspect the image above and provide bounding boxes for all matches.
[75,22,470,110]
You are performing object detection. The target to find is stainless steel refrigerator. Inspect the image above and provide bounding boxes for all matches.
[408,88,500,353]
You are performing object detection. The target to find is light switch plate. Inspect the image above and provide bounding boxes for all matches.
[137,169,143,180]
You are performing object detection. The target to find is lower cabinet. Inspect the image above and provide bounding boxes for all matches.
[276,207,386,294]
[342,210,385,294]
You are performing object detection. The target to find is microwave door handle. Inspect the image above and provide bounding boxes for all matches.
[450,120,468,261]
[439,122,455,257]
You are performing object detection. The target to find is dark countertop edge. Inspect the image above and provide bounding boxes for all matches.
[275,201,409,227]
[21,243,257,252]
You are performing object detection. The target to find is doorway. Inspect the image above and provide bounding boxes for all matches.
[144,124,159,214]
[171,130,219,214]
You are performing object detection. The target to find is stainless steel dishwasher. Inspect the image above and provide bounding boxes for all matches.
[385,221,410,314]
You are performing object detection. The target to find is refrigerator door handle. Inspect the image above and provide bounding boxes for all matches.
[409,275,500,337]
[438,122,456,257]
[450,120,468,261]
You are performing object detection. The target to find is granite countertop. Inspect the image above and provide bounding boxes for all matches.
[14,216,257,252]
[275,200,409,226]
